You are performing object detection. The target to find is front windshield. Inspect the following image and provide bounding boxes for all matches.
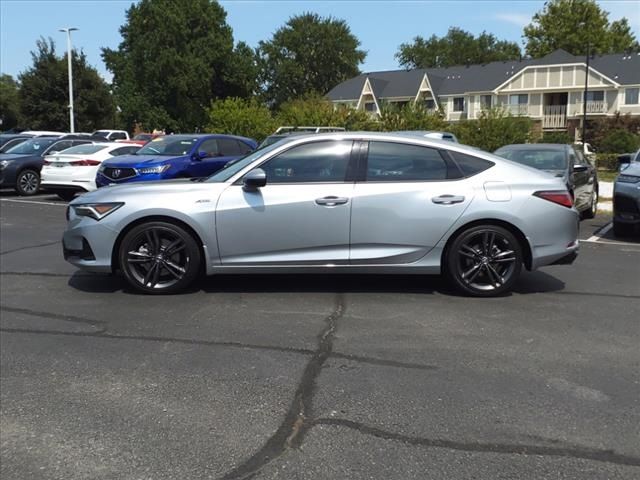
[495,148,567,170]
[91,131,110,139]
[56,144,108,155]
[207,141,282,182]
[137,136,198,156]
[5,137,57,155]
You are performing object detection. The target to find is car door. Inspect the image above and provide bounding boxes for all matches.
[570,147,592,210]
[187,138,228,177]
[350,141,474,264]
[216,139,355,265]
[44,140,73,157]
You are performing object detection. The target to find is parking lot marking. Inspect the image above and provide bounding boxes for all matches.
[585,223,612,242]
[0,198,65,207]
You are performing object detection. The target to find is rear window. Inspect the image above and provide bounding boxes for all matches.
[495,148,566,170]
[59,144,109,155]
[449,151,495,177]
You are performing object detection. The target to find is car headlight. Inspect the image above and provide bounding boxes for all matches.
[72,203,124,221]
[137,165,170,174]
[0,160,11,170]
[617,174,640,184]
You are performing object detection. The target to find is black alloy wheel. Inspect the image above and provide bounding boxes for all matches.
[54,190,78,202]
[119,221,201,294]
[581,188,598,220]
[16,169,40,196]
[446,225,523,297]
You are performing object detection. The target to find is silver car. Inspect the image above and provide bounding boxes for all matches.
[63,133,579,297]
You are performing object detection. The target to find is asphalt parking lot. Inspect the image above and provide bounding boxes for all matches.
[1,191,639,480]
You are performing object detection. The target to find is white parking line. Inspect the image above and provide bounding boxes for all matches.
[581,222,640,247]
[585,223,612,242]
[0,198,66,207]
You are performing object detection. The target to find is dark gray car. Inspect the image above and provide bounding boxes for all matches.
[494,143,598,219]
[613,150,640,237]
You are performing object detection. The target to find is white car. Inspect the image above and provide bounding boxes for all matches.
[41,143,141,201]
[91,130,130,141]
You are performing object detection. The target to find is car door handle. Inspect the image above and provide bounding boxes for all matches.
[315,196,349,206]
[432,195,465,205]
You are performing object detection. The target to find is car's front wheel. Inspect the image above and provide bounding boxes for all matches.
[446,225,523,297]
[613,220,634,238]
[118,221,201,294]
[15,169,40,196]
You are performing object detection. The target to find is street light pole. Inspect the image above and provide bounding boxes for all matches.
[59,27,78,133]
[582,39,590,151]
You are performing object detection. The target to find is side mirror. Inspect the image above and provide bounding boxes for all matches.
[195,151,208,160]
[573,164,588,173]
[243,168,267,191]
[618,154,632,171]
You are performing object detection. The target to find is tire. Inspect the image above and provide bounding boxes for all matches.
[15,169,40,196]
[54,190,78,202]
[613,221,633,238]
[118,221,201,294]
[581,188,598,220]
[445,225,523,297]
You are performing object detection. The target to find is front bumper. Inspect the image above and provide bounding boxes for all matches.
[613,191,640,226]
[62,216,119,273]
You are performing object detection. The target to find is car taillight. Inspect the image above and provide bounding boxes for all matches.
[533,190,573,208]
[70,159,101,166]
[43,160,51,165]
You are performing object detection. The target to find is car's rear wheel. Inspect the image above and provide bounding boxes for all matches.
[15,169,40,196]
[118,221,201,294]
[581,188,598,220]
[446,225,523,297]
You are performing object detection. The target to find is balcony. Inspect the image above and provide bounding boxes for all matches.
[543,105,567,129]
[572,100,608,115]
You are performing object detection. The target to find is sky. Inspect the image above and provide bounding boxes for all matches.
[1,0,639,82]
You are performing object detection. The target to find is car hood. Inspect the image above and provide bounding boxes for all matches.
[618,162,640,178]
[102,154,186,166]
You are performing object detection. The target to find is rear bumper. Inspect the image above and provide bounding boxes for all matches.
[549,249,579,266]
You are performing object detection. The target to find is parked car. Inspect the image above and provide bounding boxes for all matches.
[20,130,66,136]
[395,131,459,143]
[493,143,598,219]
[118,133,159,145]
[0,134,33,153]
[41,143,142,201]
[64,132,579,296]
[95,134,257,187]
[0,135,95,195]
[613,150,640,237]
[91,130,130,141]
[259,126,346,149]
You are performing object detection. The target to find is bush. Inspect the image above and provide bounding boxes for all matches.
[207,97,276,142]
[585,113,640,150]
[538,131,573,144]
[377,102,448,132]
[598,128,640,154]
[596,153,622,171]
[451,107,532,152]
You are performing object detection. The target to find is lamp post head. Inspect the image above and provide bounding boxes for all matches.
[59,27,79,33]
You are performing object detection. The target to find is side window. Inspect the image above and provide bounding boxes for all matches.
[72,140,91,147]
[260,140,352,183]
[366,142,448,181]
[111,132,127,140]
[198,139,219,157]
[218,138,242,156]
[111,147,138,156]
[236,140,253,154]
[448,151,495,177]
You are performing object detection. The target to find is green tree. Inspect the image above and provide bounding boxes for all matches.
[598,128,640,154]
[18,38,114,132]
[207,97,276,142]
[0,74,21,130]
[276,94,375,131]
[451,108,532,152]
[396,28,521,69]
[258,13,366,108]
[377,102,448,131]
[103,0,254,132]
[524,0,639,57]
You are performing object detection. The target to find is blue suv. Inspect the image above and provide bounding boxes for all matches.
[96,134,256,187]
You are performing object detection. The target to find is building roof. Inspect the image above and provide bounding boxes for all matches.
[327,49,640,102]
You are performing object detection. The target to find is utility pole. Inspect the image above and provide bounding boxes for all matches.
[59,27,78,133]
[582,39,590,150]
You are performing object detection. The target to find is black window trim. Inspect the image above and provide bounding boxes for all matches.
[445,149,496,179]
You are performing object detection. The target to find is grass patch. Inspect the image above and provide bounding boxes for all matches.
[597,170,618,182]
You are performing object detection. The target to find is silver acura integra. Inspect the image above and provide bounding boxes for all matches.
[63,133,579,297]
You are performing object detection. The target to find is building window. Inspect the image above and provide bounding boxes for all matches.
[424,99,436,110]
[586,91,604,102]
[453,97,465,112]
[364,102,377,112]
[625,88,639,105]
[509,94,528,105]
[480,95,492,109]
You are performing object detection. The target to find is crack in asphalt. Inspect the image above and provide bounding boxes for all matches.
[312,418,640,467]
[0,240,61,256]
[0,304,433,373]
[219,294,346,480]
